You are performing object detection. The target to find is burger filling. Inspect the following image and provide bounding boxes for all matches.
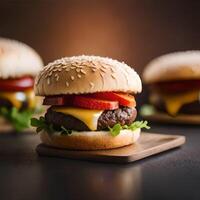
[0,76,41,131]
[149,80,200,116]
[31,92,150,136]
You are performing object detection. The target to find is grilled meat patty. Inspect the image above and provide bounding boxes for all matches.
[152,99,200,115]
[149,92,200,115]
[0,98,13,108]
[45,106,137,131]
[0,97,28,110]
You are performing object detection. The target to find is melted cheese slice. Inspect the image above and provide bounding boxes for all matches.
[162,90,199,115]
[52,107,103,131]
[0,90,37,109]
[25,90,38,109]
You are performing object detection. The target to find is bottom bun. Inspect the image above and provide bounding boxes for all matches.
[40,129,141,150]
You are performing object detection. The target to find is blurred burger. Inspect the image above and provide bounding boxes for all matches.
[143,51,200,116]
[31,56,149,150]
[0,38,43,131]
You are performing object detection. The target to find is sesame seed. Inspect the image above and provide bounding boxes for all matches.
[40,71,45,75]
[65,68,70,71]
[71,76,75,80]
[92,68,96,72]
[91,61,97,66]
[100,72,104,88]
[89,82,94,89]
[100,68,106,73]
[77,74,81,78]
[111,74,116,79]
[111,67,115,73]
[80,69,86,74]
[47,78,50,85]
[66,81,69,87]
[76,68,81,72]
[102,64,107,69]
[100,72,104,78]
[48,71,53,76]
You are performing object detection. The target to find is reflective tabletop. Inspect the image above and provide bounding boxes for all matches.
[0,124,199,200]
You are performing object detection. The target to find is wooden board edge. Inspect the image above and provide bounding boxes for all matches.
[126,135,186,162]
[36,144,128,163]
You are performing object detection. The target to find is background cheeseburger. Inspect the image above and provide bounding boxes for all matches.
[0,38,43,131]
[143,51,200,116]
[31,56,149,150]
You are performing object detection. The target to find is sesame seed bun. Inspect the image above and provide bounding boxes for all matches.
[40,128,141,150]
[35,55,142,96]
[143,51,200,83]
[0,37,43,79]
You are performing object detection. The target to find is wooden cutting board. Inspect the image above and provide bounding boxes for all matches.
[36,132,186,163]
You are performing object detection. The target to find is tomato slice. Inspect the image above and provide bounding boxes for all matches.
[43,95,119,110]
[90,92,136,107]
[43,96,73,106]
[0,76,34,91]
[73,95,119,110]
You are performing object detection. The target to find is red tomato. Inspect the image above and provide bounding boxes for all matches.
[90,92,136,107]
[73,95,119,110]
[0,76,34,91]
[43,96,73,106]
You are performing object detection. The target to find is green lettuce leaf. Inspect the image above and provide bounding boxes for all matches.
[109,121,150,136]
[31,117,72,135]
[0,107,33,132]
[32,116,150,137]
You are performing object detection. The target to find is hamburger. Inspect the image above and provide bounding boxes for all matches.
[143,51,200,116]
[31,56,149,150]
[0,38,43,131]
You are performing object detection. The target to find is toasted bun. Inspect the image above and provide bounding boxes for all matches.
[40,128,141,150]
[35,55,142,96]
[0,37,43,79]
[143,51,200,83]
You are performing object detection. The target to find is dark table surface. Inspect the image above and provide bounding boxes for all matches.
[0,124,200,200]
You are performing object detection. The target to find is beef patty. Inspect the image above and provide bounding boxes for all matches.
[0,98,13,108]
[0,97,28,110]
[45,106,137,131]
[151,98,200,115]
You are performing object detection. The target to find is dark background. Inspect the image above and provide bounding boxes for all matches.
[1,0,200,105]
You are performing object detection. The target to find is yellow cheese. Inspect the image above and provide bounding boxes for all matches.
[162,90,199,116]
[25,90,37,109]
[0,90,37,109]
[52,107,103,131]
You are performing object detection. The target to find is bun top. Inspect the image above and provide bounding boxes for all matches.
[143,51,200,83]
[35,55,142,96]
[0,37,43,79]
